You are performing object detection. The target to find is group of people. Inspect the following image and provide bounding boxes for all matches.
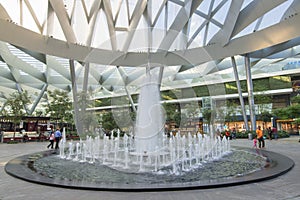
[254,126,278,149]
[47,127,62,149]
[215,128,237,140]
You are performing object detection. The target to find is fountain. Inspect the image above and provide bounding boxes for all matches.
[4,69,295,191]
[56,70,231,174]
[58,131,230,174]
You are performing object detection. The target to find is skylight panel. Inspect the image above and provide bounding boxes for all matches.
[212,0,230,25]
[232,20,256,39]
[115,0,129,28]
[91,10,112,50]
[189,14,205,41]
[22,0,47,33]
[206,23,221,44]
[197,0,211,15]
[72,1,89,42]
[241,0,253,10]
[7,44,46,72]
[258,1,293,30]
[167,1,181,30]
[53,57,70,69]
[121,67,136,75]
[150,0,165,22]
[0,60,9,70]
[128,0,138,20]
[128,20,149,52]
[49,56,70,77]
[0,0,19,23]
[111,0,121,20]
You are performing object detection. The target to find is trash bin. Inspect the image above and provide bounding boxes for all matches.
[248,133,252,140]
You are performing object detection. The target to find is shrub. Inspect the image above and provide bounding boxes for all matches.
[277,130,289,138]
[236,130,256,139]
[7,140,19,144]
[235,130,289,139]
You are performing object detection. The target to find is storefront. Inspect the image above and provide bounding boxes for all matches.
[276,119,299,134]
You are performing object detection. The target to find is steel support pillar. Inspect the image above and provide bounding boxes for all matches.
[69,59,82,134]
[231,56,249,131]
[29,84,48,115]
[244,55,256,131]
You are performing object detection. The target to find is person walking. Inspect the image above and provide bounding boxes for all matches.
[47,130,55,149]
[272,127,278,140]
[231,127,237,139]
[253,135,258,148]
[267,127,273,140]
[256,126,265,148]
[54,127,62,149]
[0,130,3,143]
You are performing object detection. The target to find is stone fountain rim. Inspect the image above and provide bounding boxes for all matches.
[4,146,294,192]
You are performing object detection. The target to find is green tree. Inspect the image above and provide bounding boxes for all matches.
[184,103,200,120]
[260,111,273,129]
[254,83,272,114]
[202,108,213,134]
[274,96,300,133]
[291,95,300,104]
[273,107,290,120]
[102,111,118,131]
[273,104,300,120]
[5,91,31,139]
[76,91,98,135]
[224,100,240,127]
[215,105,226,130]
[33,109,44,116]
[163,103,181,126]
[46,90,73,128]
[255,94,272,114]
[273,104,300,134]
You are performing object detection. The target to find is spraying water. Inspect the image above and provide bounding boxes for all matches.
[59,70,231,174]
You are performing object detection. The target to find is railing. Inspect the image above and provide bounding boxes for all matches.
[2,131,44,142]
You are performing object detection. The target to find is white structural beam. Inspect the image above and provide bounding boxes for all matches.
[46,1,55,37]
[45,56,71,81]
[23,0,43,33]
[49,0,77,43]
[0,42,46,82]
[249,37,300,58]
[0,3,11,20]
[151,0,167,27]
[0,66,14,81]
[231,56,249,131]
[209,0,244,46]
[102,0,117,50]
[158,0,203,51]
[29,84,48,115]
[245,55,256,131]
[1,5,300,67]
[281,0,300,20]
[121,0,148,52]
[231,0,287,38]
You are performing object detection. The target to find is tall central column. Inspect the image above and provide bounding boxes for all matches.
[134,70,165,153]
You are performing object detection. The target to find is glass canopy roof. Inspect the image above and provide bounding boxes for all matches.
[0,0,300,114]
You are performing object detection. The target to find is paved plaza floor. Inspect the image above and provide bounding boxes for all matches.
[1,136,300,200]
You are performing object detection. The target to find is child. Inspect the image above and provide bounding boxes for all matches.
[253,136,258,148]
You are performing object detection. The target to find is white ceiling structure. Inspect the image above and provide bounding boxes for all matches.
[0,0,300,114]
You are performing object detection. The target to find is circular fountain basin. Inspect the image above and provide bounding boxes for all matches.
[5,147,294,191]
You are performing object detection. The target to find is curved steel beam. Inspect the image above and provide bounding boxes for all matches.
[1,12,300,67]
